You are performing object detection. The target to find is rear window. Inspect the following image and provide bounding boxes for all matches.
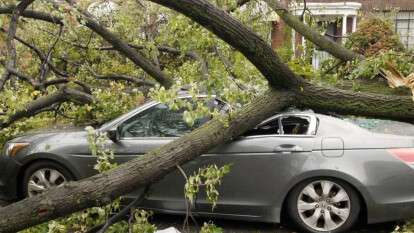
[281,116,310,135]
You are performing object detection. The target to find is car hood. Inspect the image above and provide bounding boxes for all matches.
[9,127,88,144]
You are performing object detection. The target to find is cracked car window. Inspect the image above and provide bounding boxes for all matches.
[119,99,223,138]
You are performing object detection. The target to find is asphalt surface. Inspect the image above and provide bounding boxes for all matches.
[151,213,399,233]
[0,200,399,232]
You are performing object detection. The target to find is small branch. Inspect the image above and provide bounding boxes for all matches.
[0,28,69,77]
[2,61,90,93]
[0,6,63,25]
[300,0,307,21]
[86,67,156,87]
[0,0,35,90]
[324,33,349,39]
[213,46,246,90]
[95,74,156,87]
[4,66,38,87]
[42,78,92,94]
[39,25,64,83]
[92,186,150,233]
[186,51,209,80]
[227,0,250,12]
[266,0,362,62]
[176,164,199,232]
[63,0,173,88]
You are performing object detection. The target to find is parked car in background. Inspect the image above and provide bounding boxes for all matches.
[2,95,414,233]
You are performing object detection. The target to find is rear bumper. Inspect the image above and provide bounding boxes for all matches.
[0,155,21,201]
[368,201,414,223]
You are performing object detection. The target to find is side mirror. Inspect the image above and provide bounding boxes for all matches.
[107,128,119,142]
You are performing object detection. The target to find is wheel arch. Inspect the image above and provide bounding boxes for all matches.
[279,170,371,225]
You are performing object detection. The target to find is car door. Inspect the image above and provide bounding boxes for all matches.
[109,100,218,212]
[192,114,318,219]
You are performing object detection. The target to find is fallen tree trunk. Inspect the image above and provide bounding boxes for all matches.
[297,83,414,122]
[0,89,294,233]
[1,0,414,231]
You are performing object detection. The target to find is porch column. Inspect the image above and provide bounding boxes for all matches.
[352,15,357,32]
[342,14,348,43]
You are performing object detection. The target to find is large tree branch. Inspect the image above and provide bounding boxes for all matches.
[298,83,414,122]
[0,87,93,129]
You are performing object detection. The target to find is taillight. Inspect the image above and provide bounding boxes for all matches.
[389,148,414,168]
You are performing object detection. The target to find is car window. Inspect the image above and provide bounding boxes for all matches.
[118,98,228,138]
[243,117,281,136]
[281,116,310,135]
[119,103,209,138]
[243,115,311,136]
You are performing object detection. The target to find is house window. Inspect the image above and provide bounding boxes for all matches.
[396,11,414,49]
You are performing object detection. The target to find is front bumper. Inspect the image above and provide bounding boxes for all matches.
[0,155,21,201]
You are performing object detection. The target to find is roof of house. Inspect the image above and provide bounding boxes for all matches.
[305,0,414,11]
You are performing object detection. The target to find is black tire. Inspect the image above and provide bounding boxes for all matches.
[22,160,74,198]
[286,178,360,233]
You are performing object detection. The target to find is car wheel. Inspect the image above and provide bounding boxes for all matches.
[22,161,73,197]
[287,178,360,233]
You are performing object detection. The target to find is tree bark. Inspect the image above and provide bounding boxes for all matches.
[0,89,294,233]
[298,83,414,122]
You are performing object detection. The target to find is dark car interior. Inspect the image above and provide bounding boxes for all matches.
[243,115,310,136]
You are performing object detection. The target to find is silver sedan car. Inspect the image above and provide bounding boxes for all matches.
[1,97,414,233]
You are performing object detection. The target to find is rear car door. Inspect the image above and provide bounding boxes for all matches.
[192,114,318,219]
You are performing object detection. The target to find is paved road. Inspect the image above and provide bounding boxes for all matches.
[0,200,399,232]
[152,214,398,233]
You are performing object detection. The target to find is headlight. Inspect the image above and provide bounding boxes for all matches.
[4,142,30,157]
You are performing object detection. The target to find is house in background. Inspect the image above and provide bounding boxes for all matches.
[270,0,414,69]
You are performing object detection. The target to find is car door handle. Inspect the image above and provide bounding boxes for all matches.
[274,145,304,153]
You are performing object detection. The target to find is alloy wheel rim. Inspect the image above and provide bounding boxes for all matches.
[27,168,67,197]
[297,180,351,232]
